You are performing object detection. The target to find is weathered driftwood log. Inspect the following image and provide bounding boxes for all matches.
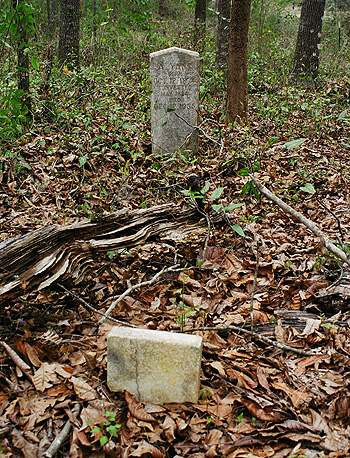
[0,203,211,303]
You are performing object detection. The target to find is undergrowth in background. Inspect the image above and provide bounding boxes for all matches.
[1,4,350,456]
[0,0,349,176]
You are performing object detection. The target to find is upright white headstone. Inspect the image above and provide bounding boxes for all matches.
[150,47,199,155]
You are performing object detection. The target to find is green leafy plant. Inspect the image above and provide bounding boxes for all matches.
[241,180,260,199]
[88,411,121,447]
[0,2,39,140]
[107,250,116,260]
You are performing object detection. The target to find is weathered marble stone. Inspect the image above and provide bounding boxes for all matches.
[107,326,202,404]
[150,47,199,155]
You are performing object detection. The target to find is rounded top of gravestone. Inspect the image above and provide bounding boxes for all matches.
[150,47,199,59]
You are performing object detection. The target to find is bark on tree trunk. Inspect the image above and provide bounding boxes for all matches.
[47,0,60,38]
[227,0,251,122]
[194,0,206,52]
[12,0,32,116]
[159,0,169,16]
[215,0,230,77]
[58,0,80,70]
[51,0,60,25]
[292,0,326,85]
[92,0,97,39]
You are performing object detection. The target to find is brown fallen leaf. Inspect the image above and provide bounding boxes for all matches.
[32,362,56,392]
[162,415,176,441]
[130,440,165,457]
[271,380,309,409]
[11,428,39,458]
[256,365,270,391]
[125,391,156,422]
[295,354,328,376]
[193,403,233,419]
[71,376,98,401]
[76,430,91,447]
[241,398,286,422]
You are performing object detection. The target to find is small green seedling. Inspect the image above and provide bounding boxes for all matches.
[88,411,121,447]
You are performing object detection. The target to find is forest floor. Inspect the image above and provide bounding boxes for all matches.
[0,75,350,458]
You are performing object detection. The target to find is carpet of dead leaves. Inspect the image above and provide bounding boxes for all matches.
[0,80,350,458]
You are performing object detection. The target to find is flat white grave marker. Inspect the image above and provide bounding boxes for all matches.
[107,326,202,404]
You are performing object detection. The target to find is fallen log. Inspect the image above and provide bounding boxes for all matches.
[0,203,211,303]
[251,176,350,266]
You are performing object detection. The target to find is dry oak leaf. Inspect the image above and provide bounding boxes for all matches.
[256,365,270,391]
[162,416,176,441]
[125,391,156,422]
[241,398,286,422]
[271,380,309,410]
[11,428,39,458]
[71,376,98,401]
[193,403,233,419]
[32,362,57,392]
[130,440,165,457]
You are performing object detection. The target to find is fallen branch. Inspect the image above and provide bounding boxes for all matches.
[88,264,186,335]
[181,325,319,356]
[97,264,181,327]
[43,403,81,458]
[251,176,350,266]
[0,341,34,382]
[58,283,138,328]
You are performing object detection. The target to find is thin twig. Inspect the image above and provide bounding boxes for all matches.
[43,404,81,458]
[325,265,344,291]
[65,84,136,109]
[202,213,211,261]
[315,195,345,247]
[98,264,181,325]
[250,244,260,332]
[174,112,224,155]
[180,325,320,356]
[58,283,137,328]
[252,176,350,266]
[0,341,34,383]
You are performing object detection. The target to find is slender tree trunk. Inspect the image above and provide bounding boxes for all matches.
[12,0,32,115]
[58,0,80,70]
[52,0,59,24]
[292,0,326,85]
[47,0,51,28]
[159,0,169,16]
[92,0,97,40]
[215,0,230,76]
[194,0,206,52]
[227,0,251,122]
[47,0,60,38]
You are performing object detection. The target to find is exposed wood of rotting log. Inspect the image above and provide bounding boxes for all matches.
[0,203,210,302]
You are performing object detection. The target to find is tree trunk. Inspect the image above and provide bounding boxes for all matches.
[58,0,80,70]
[194,0,206,52]
[47,0,60,38]
[227,0,251,122]
[215,0,231,76]
[12,0,31,116]
[159,0,169,16]
[92,0,98,39]
[292,0,326,85]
